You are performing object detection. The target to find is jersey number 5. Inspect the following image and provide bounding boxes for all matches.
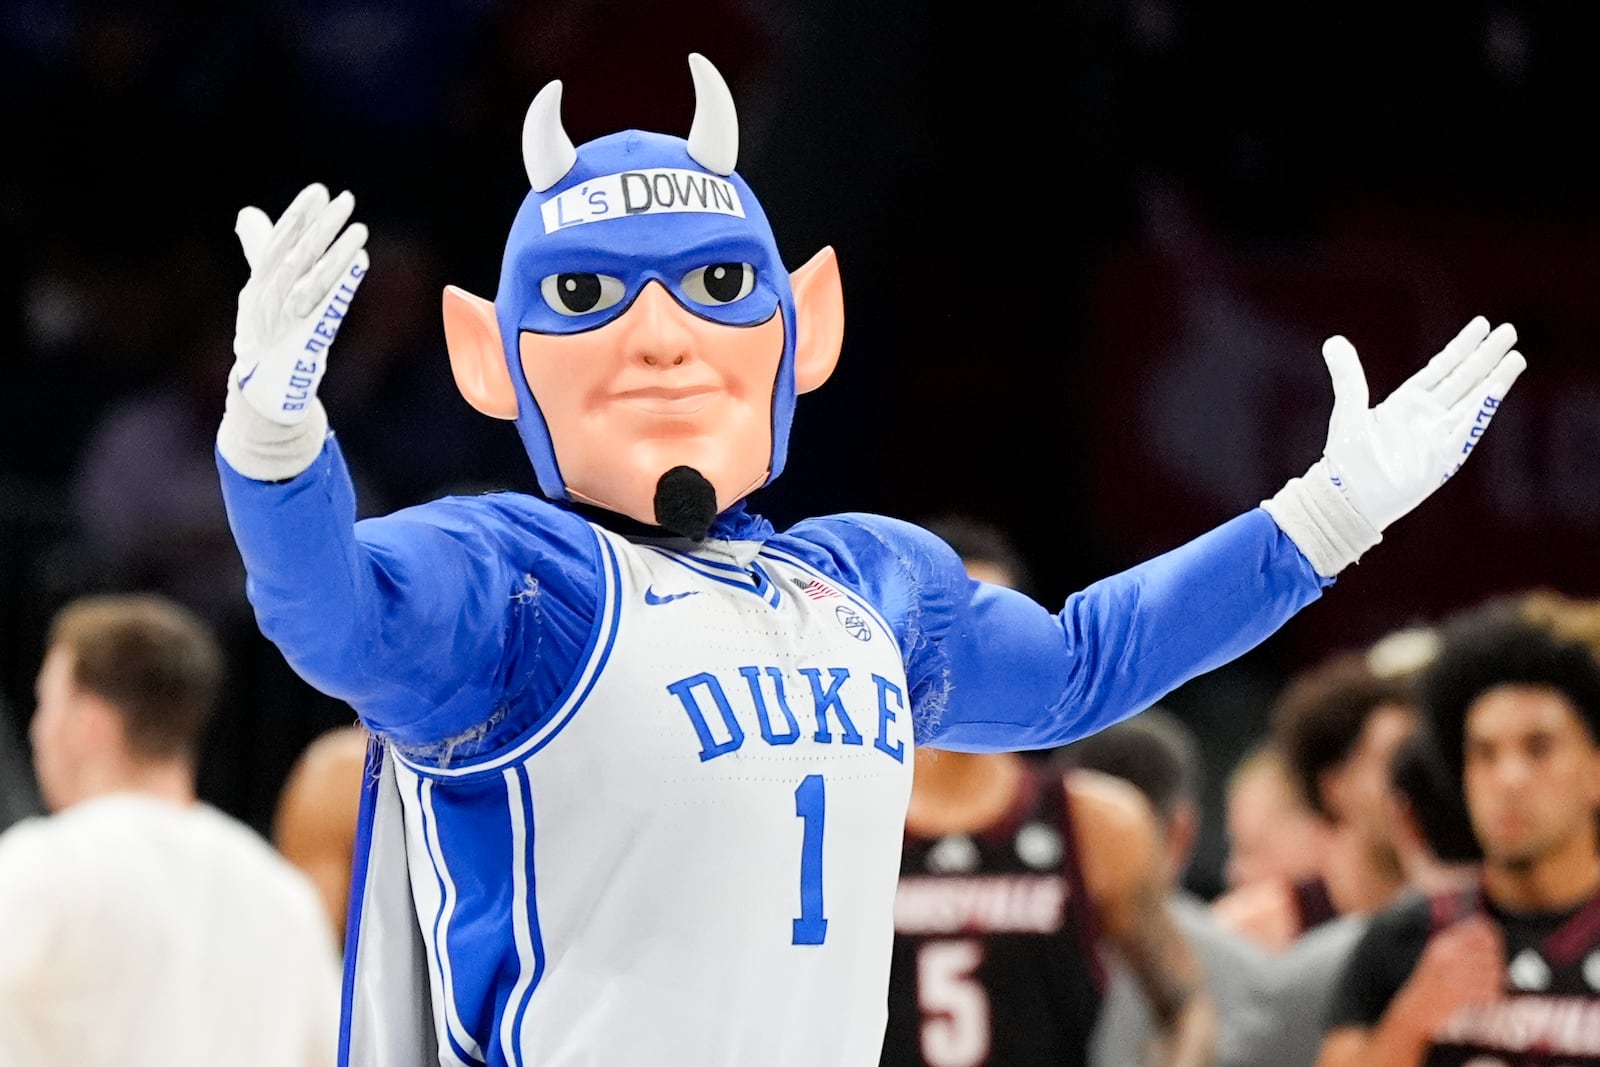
[918,939,991,1067]
[793,775,828,945]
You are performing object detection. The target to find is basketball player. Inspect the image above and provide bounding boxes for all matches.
[1073,710,1271,1067]
[272,723,370,952]
[1278,652,1418,913]
[1237,726,1479,1067]
[214,53,1525,1066]
[1219,743,1333,903]
[1214,652,1418,951]
[1315,606,1600,1067]
[883,518,1215,1067]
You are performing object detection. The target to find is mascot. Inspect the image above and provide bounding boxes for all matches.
[217,54,1524,1067]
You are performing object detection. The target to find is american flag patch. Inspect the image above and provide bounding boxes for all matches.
[794,576,842,600]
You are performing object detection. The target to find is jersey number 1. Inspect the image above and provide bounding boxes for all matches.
[793,774,828,945]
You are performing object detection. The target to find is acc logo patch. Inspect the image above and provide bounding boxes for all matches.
[835,604,872,642]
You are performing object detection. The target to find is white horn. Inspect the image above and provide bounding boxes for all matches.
[522,80,577,192]
[686,53,738,175]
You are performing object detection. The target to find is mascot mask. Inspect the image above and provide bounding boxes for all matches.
[441,54,845,539]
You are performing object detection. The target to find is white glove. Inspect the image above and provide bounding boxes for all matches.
[230,182,369,424]
[1264,316,1526,577]
[217,183,369,482]
[1321,316,1524,530]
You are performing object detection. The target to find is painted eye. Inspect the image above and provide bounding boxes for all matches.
[681,263,755,306]
[540,272,626,316]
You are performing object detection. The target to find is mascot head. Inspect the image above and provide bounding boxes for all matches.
[442,54,844,538]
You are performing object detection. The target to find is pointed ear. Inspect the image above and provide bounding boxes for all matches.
[790,246,844,394]
[443,285,518,420]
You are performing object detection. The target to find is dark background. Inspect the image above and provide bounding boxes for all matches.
[2,0,1597,895]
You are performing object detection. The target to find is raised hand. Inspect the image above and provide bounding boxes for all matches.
[231,182,369,425]
[1320,316,1525,532]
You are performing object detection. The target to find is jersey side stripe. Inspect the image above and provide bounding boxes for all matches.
[336,738,385,1067]
[510,764,547,1056]
[418,777,486,1065]
[398,527,624,779]
[498,765,544,1065]
[400,764,465,1066]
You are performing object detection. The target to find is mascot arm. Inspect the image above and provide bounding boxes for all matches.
[924,509,1324,751]
[880,318,1524,750]
[219,437,603,748]
[214,185,602,747]
[785,511,1322,753]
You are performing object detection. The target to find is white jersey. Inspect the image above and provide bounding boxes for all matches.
[0,794,341,1067]
[384,527,916,1066]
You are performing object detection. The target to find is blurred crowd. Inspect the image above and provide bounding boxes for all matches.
[5,1,1600,863]
[7,521,1600,1065]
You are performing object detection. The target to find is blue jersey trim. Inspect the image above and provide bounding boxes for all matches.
[336,736,385,1067]
[645,545,784,607]
[655,547,749,574]
[398,528,624,779]
[749,560,782,608]
[497,765,547,1063]
[417,777,487,1064]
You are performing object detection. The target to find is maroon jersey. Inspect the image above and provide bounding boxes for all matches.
[1328,879,1600,1065]
[879,765,1105,1067]
[1291,873,1340,935]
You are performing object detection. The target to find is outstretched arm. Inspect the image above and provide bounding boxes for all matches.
[929,507,1323,750]
[216,184,601,747]
[873,316,1524,751]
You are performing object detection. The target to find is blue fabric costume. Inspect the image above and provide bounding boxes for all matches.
[218,55,1330,1067]
[221,447,1323,1066]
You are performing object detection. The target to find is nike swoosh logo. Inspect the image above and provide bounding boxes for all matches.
[644,587,700,606]
[236,363,260,389]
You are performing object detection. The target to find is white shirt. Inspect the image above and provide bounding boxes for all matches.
[0,793,341,1067]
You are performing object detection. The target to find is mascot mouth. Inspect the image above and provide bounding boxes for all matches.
[614,387,717,416]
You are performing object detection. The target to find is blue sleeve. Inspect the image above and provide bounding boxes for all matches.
[218,435,601,750]
[778,508,1327,752]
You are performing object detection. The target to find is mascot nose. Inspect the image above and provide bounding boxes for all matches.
[626,282,692,368]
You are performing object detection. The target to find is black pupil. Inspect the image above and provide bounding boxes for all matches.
[558,273,602,313]
[704,263,745,303]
